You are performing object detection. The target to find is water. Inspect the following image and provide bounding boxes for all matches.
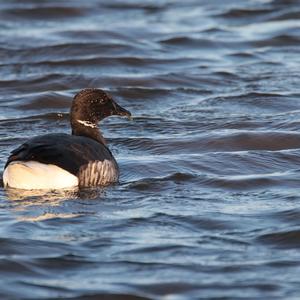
[0,0,300,299]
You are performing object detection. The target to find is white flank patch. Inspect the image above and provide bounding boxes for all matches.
[3,161,78,190]
[77,120,97,128]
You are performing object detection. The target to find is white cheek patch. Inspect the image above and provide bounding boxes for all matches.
[77,120,97,128]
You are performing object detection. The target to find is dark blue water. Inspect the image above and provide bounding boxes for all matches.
[1,0,300,299]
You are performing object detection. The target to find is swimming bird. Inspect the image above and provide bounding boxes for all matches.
[3,88,131,190]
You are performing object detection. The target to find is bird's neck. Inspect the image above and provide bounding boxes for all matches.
[71,120,106,145]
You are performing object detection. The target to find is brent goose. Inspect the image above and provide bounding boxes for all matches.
[3,88,131,189]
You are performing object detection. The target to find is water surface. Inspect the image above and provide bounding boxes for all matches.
[1,0,300,299]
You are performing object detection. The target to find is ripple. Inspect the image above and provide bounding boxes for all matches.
[14,92,71,110]
[0,237,71,257]
[1,6,87,20]
[257,230,300,248]
[252,34,300,47]
[0,74,90,94]
[160,37,218,48]
[66,293,151,300]
[217,8,276,19]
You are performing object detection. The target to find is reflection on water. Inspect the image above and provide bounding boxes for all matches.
[5,187,80,202]
[4,187,108,222]
[1,0,300,299]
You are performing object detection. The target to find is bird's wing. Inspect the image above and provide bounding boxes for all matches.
[5,133,116,176]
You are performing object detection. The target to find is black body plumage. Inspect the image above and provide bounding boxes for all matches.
[5,133,116,175]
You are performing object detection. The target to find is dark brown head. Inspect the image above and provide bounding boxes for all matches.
[70,88,131,143]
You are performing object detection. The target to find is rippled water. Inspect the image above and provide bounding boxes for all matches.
[1,0,300,299]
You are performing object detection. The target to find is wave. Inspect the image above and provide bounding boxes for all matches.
[257,230,300,249]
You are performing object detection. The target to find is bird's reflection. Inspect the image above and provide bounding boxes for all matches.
[3,186,106,222]
[5,186,106,201]
[5,187,80,202]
